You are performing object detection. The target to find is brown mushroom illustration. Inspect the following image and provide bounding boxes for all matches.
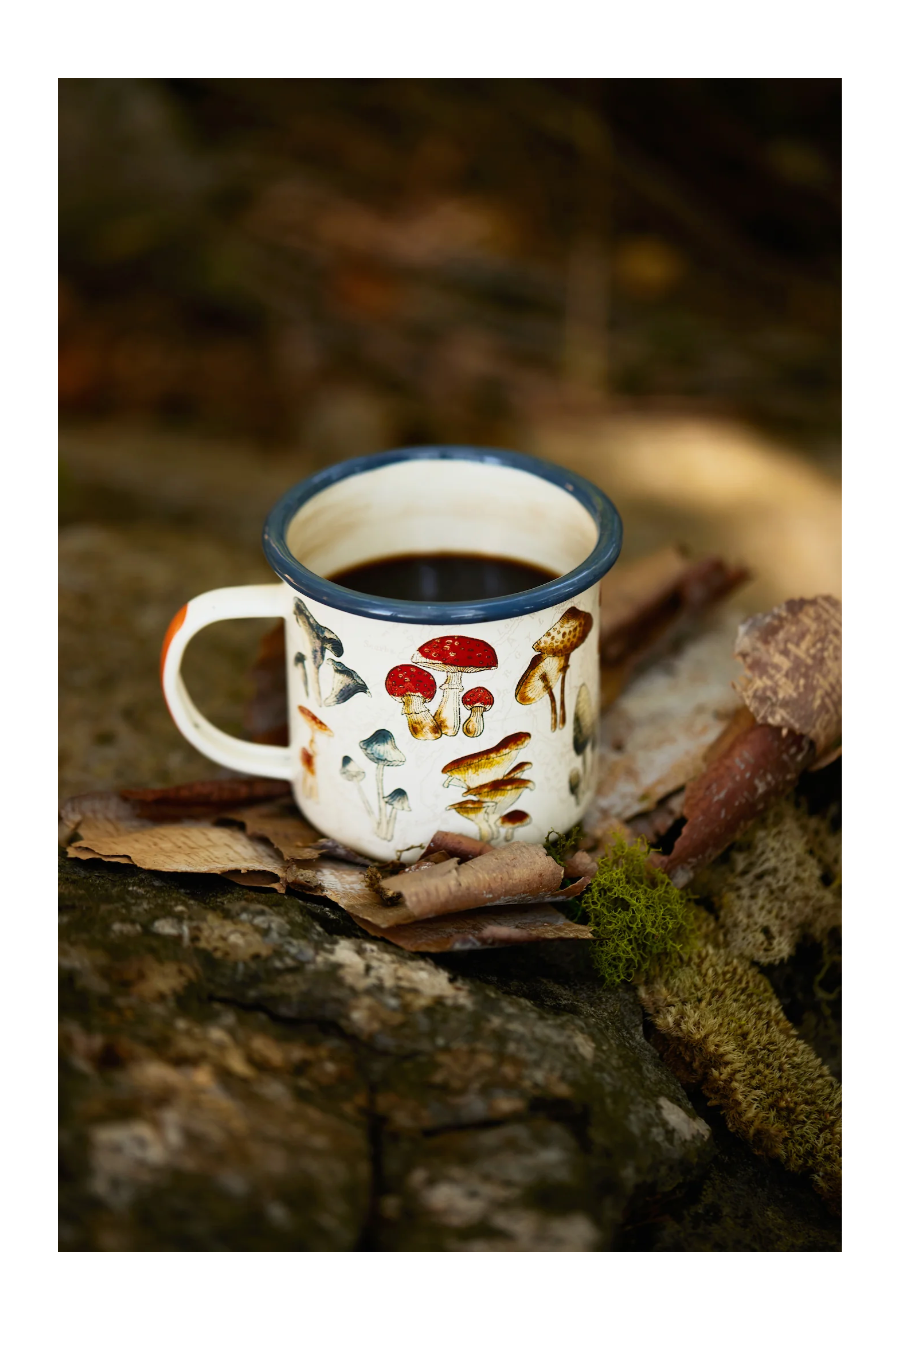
[446,798,496,842]
[498,809,531,841]
[442,731,531,791]
[461,686,494,738]
[515,607,593,731]
[412,635,498,736]
[297,705,334,799]
[384,664,441,740]
[571,682,596,799]
[463,775,535,821]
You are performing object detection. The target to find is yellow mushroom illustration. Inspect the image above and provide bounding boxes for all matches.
[515,607,593,731]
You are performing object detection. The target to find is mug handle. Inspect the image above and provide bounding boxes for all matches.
[160,584,292,781]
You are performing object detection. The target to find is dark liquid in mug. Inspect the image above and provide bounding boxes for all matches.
[328,553,558,603]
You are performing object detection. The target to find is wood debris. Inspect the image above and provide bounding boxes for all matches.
[380,843,589,920]
[734,595,841,754]
[350,904,593,952]
[61,787,590,951]
[649,593,840,886]
[601,546,749,707]
[120,776,292,819]
[585,621,743,833]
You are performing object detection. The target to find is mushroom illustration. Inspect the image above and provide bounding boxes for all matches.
[515,607,593,731]
[323,659,371,707]
[384,664,441,740]
[412,636,498,736]
[572,683,596,795]
[292,597,343,706]
[359,729,407,840]
[341,754,373,822]
[384,787,411,837]
[461,686,494,738]
[464,775,535,822]
[446,798,497,842]
[442,731,531,792]
[297,705,334,799]
[569,766,583,803]
[293,650,309,698]
[499,809,531,841]
[507,761,533,778]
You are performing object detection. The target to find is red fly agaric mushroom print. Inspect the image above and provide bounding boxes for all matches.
[297,705,334,799]
[461,686,494,738]
[384,664,441,741]
[515,607,593,731]
[412,636,498,736]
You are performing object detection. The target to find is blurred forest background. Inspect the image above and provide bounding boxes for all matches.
[60,78,840,452]
[58,78,841,796]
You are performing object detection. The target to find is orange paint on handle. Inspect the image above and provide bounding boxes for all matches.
[160,604,188,684]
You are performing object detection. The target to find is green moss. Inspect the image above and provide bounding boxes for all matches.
[543,825,583,868]
[579,836,694,988]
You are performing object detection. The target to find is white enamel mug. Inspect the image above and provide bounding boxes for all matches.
[160,447,622,862]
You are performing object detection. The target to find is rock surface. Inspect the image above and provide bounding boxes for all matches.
[59,855,717,1251]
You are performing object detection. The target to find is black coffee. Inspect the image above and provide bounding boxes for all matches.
[328,553,558,603]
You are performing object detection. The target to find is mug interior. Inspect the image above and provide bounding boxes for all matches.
[285,458,598,580]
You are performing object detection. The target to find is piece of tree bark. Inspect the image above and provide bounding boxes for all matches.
[381,843,588,920]
[656,723,816,888]
[601,547,749,707]
[121,776,292,820]
[734,595,841,754]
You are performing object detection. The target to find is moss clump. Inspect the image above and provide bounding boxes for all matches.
[578,835,693,987]
[543,825,583,868]
[698,799,842,965]
[639,906,841,1210]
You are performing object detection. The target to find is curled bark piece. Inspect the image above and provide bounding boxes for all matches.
[734,595,841,754]
[657,722,816,888]
[421,831,496,862]
[381,842,587,920]
[601,548,749,707]
[120,776,292,820]
[351,904,593,951]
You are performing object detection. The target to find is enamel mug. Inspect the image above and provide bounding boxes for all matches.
[160,447,622,862]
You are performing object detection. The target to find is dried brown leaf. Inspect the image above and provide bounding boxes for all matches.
[68,822,288,890]
[218,800,322,861]
[351,904,593,951]
[734,595,841,753]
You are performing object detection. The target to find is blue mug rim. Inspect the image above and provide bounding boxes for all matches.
[262,445,623,624]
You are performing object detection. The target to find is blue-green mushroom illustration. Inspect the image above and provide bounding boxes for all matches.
[324,659,371,706]
[292,597,343,706]
[358,729,407,840]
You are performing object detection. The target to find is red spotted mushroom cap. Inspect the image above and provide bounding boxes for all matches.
[385,664,437,700]
[462,686,494,710]
[413,636,498,673]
